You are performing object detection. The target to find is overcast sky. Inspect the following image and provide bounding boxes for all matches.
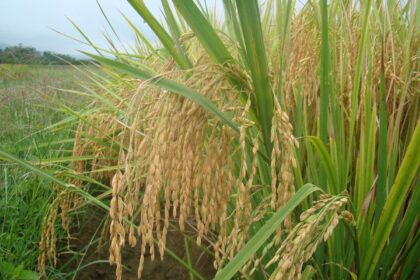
[0,0,163,56]
[0,1,303,56]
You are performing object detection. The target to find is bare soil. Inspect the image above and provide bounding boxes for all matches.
[58,208,215,280]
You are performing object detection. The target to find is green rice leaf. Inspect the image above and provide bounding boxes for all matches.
[319,0,329,144]
[307,136,339,193]
[83,53,239,132]
[235,0,274,154]
[375,39,388,224]
[214,183,321,280]
[161,0,192,69]
[360,120,420,279]
[0,149,107,209]
[172,0,233,64]
[127,0,191,69]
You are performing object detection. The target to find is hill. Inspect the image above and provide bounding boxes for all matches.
[0,44,91,65]
[0,42,9,49]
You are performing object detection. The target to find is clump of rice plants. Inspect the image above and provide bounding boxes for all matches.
[2,0,418,279]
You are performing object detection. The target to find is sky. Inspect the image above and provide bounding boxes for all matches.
[0,0,163,56]
[0,1,302,57]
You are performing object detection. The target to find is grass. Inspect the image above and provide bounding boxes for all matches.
[1,1,419,280]
[0,64,92,279]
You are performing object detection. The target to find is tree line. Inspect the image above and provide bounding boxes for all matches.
[0,44,91,65]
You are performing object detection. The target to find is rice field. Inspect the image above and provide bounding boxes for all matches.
[0,1,419,280]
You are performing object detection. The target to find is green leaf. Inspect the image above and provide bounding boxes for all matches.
[360,120,420,279]
[161,0,192,68]
[380,182,420,274]
[83,53,239,133]
[0,149,108,210]
[0,262,15,276]
[301,265,317,280]
[214,183,321,280]
[319,0,329,144]
[236,0,273,154]
[346,0,373,179]
[172,0,233,64]
[96,0,122,44]
[127,0,191,69]
[67,17,103,56]
[375,39,388,224]
[121,12,155,53]
[222,0,246,61]
[19,270,39,280]
[307,136,339,193]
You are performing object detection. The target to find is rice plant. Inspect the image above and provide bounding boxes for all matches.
[1,0,418,279]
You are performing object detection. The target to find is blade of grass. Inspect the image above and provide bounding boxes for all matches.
[375,36,388,224]
[67,17,103,56]
[380,180,420,275]
[120,12,155,53]
[222,0,246,62]
[172,0,233,64]
[96,0,122,45]
[127,0,191,69]
[236,0,274,154]
[319,0,329,144]
[161,0,192,68]
[0,149,107,209]
[184,236,194,280]
[346,0,373,183]
[275,0,295,106]
[306,136,339,193]
[398,233,420,280]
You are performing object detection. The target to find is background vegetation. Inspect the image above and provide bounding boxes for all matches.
[0,65,93,279]
[0,45,91,65]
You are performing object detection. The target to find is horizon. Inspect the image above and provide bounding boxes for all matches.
[0,0,163,56]
[0,42,91,59]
